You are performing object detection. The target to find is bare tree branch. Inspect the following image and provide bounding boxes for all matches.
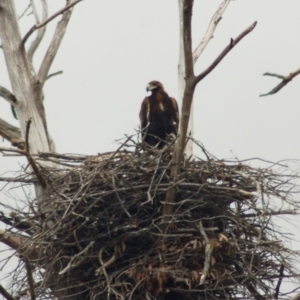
[0,120,47,188]
[0,285,15,300]
[46,70,63,81]
[0,229,36,259]
[0,85,18,120]
[37,0,82,89]
[18,3,31,20]
[0,212,34,235]
[275,264,284,299]
[199,222,214,285]
[260,67,300,97]
[25,119,47,189]
[25,118,32,153]
[23,0,83,45]
[193,0,230,64]
[0,118,24,149]
[0,86,17,105]
[163,5,256,228]
[195,21,257,85]
[27,0,48,63]
[180,0,231,157]
[162,0,195,226]
[24,258,36,300]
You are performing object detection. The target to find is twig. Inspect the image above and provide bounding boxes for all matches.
[18,3,31,20]
[195,21,257,85]
[96,245,118,275]
[0,285,15,300]
[112,175,131,218]
[199,221,214,285]
[25,119,32,153]
[144,154,163,205]
[274,264,284,299]
[46,70,63,80]
[24,258,36,300]
[242,209,297,218]
[96,245,119,299]
[262,72,285,80]
[22,0,83,44]
[25,119,47,189]
[260,68,300,97]
[59,241,94,275]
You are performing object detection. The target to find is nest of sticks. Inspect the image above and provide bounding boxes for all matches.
[1,139,300,300]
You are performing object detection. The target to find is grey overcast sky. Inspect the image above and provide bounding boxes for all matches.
[1,0,300,292]
[1,1,300,159]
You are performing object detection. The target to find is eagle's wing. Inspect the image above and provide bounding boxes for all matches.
[139,97,150,137]
[170,97,179,129]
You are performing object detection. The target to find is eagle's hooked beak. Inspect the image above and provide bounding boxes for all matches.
[146,83,155,92]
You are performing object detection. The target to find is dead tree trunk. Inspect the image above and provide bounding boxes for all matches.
[0,1,83,299]
[0,0,53,156]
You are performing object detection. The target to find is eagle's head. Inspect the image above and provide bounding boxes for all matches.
[146,80,164,92]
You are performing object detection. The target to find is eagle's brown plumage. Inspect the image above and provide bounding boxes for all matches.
[139,80,179,148]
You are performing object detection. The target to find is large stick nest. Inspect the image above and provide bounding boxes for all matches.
[1,140,300,299]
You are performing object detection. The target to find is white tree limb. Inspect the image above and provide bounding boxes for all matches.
[0,0,54,156]
[193,0,231,64]
[37,0,82,89]
[27,0,48,63]
[0,229,40,260]
[22,0,83,45]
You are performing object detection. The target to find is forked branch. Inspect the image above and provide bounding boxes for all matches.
[260,67,300,97]
[195,21,257,84]
[23,0,83,45]
[37,0,83,89]
[163,2,256,225]
[24,258,36,300]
